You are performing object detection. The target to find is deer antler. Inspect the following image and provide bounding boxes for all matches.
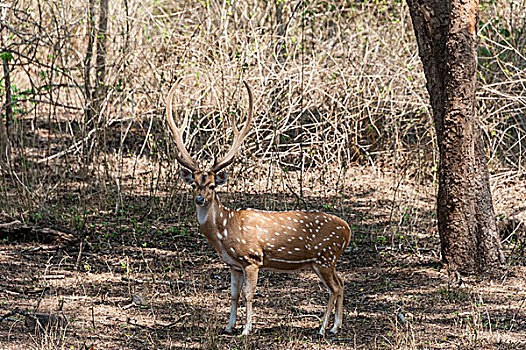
[166,80,200,172]
[211,81,254,173]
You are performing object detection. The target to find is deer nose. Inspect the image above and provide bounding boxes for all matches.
[195,194,206,206]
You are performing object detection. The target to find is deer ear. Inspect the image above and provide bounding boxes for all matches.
[180,168,194,185]
[215,171,228,186]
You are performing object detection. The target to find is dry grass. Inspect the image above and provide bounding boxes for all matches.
[1,166,526,349]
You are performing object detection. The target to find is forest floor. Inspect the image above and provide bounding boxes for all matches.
[1,166,525,349]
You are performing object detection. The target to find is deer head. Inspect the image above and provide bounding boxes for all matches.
[166,80,253,207]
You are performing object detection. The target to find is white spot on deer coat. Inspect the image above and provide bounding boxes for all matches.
[267,257,316,264]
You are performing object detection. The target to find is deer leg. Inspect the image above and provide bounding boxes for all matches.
[329,271,344,334]
[242,264,259,336]
[225,267,244,333]
[312,264,341,336]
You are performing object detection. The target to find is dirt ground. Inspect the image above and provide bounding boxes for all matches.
[1,166,525,349]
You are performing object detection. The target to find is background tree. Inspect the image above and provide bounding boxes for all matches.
[82,0,109,163]
[0,5,10,165]
[407,0,505,274]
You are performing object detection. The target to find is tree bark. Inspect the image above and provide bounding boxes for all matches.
[95,0,109,107]
[407,0,504,274]
[1,7,11,165]
[83,0,96,124]
[82,0,108,164]
[0,58,10,164]
[83,0,108,125]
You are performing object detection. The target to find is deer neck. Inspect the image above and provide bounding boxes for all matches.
[196,195,235,256]
[196,195,225,232]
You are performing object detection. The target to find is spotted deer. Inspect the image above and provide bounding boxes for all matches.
[166,80,351,336]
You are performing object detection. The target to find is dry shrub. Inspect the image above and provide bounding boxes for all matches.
[0,0,524,217]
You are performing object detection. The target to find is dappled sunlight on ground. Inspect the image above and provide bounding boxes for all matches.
[1,166,525,349]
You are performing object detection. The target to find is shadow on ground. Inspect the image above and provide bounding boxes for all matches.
[1,173,525,350]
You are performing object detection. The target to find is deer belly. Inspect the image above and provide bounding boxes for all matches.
[219,249,243,268]
[262,256,315,272]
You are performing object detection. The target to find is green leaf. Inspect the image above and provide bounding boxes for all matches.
[0,52,13,62]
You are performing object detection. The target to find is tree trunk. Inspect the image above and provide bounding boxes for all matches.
[0,58,10,164]
[407,0,504,274]
[95,0,109,108]
[83,0,109,119]
[82,0,108,164]
[83,0,96,124]
[1,7,11,165]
